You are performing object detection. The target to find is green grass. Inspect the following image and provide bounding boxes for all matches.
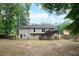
[0,39,79,56]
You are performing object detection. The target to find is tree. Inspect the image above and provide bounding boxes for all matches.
[0,3,30,36]
[58,20,72,35]
[40,3,79,35]
[19,4,30,26]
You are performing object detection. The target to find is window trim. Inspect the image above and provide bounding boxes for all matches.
[34,28,35,32]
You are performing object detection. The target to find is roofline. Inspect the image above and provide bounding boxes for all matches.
[19,28,54,29]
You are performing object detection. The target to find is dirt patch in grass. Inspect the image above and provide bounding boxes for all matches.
[0,40,79,56]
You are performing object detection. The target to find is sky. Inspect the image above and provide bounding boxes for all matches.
[29,4,68,25]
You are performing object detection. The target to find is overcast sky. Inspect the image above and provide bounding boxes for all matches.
[29,4,68,25]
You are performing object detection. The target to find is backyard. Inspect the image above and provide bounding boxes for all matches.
[0,39,79,56]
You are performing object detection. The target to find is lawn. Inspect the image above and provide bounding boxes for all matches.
[0,39,79,56]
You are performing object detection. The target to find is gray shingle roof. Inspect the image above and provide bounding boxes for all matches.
[19,24,55,29]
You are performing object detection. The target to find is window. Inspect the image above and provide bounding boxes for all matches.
[34,28,35,32]
[51,28,53,30]
[24,34,26,37]
[42,28,43,32]
[42,28,45,32]
[44,28,45,32]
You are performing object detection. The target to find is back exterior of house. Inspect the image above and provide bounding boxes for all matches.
[19,24,58,40]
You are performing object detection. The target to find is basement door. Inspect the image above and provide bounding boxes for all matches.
[20,34,22,39]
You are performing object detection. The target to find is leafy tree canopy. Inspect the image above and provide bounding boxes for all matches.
[40,3,79,35]
[0,3,30,36]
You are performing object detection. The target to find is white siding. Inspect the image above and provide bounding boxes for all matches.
[19,28,54,40]
[19,29,30,39]
[19,29,41,39]
[30,28,44,33]
[45,29,49,32]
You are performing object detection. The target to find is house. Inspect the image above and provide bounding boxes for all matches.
[63,30,70,35]
[19,24,58,40]
[61,30,71,39]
